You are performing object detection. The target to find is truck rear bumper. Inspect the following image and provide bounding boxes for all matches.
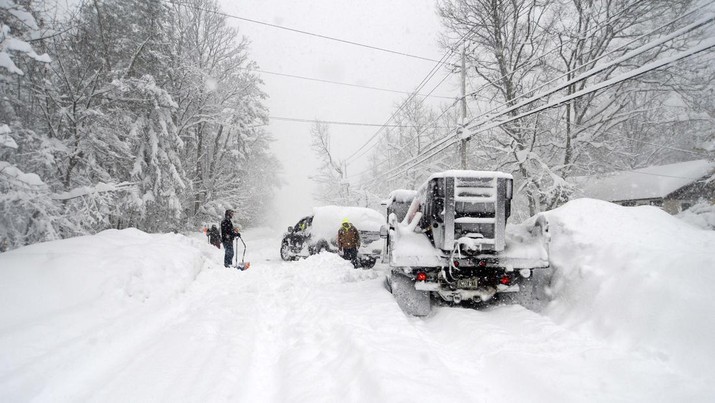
[415,281,520,293]
[415,281,520,303]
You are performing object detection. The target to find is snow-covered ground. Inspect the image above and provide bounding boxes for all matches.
[1,200,714,402]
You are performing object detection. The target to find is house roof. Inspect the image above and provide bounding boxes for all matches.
[574,159,715,202]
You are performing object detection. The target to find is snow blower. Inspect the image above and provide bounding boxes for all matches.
[234,236,250,271]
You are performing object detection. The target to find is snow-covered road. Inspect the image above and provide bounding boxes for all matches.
[3,222,712,402]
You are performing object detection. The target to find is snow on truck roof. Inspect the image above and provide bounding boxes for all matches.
[417,170,514,190]
[310,206,385,241]
[426,170,514,181]
[386,189,418,203]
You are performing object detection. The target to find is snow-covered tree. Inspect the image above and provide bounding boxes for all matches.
[1,0,279,249]
[363,96,461,200]
[166,0,274,227]
[432,0,713,217]
[310,121,357,205]
[0,0,69,248]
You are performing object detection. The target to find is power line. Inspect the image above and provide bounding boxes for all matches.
[344,27,479,164]
[345,69,458,164]
[463,3,713,120]
[239,67,454,99]
[464,15,715,133]
[348,5,641,178]
[342,58,455,163]
[371,35,715,185]
[346,99,461,179]
[345,3,543,165]
[170,1,455,66]
[376,14,715,183]
[346,3,620,170]
[171,0,464,166]
[621,137,712,157]
[268,116,448,128]
[623,169,711,181]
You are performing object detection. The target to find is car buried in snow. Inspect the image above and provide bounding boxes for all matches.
[280,206,385,268]
[383,170,550,316]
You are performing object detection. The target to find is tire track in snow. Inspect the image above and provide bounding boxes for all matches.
[227,256,478,402]
[225,231,497,401]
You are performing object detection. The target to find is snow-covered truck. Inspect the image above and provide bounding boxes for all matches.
[280,206,385,268]
[384,170,550,316]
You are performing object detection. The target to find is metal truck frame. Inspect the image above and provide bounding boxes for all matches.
[384,170,550,316]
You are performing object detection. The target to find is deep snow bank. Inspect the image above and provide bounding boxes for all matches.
[0,229,212,330]
[541,199,715,378]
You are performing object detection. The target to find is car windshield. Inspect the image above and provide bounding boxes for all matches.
[294,216,312,231]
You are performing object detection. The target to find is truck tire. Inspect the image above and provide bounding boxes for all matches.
[390,271,431,316]
[280,241,293,261]
[361,257,376,269]
[314,241,328,254]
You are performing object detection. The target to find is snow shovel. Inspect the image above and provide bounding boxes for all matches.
[234,236,250,271]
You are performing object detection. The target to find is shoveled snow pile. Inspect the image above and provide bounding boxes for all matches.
[677,200,715,230]
[541,198,715,379]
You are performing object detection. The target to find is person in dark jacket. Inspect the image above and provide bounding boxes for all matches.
[337,218,361,268]
[208,225,221,249]
[221,209,240,267]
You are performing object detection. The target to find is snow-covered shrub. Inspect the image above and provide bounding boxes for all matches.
[677,200,715,230]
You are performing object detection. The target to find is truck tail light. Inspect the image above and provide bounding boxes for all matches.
[500,275,511,285]
[416,272,427,282]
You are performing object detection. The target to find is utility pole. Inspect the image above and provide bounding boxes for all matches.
[341,161,350,204]
[459,46,468,170]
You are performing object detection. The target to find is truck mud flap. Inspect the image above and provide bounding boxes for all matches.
[390,272,431,316]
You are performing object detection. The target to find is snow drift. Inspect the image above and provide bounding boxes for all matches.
[541,198,715,379]
[1,229,210,329]
[0,229,215,400]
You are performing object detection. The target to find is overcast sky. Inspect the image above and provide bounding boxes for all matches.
[218,0,460,226]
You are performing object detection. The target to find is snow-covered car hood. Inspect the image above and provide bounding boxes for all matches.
[308,205,385,243]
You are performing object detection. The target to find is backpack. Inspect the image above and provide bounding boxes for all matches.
[209,226,221,244]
